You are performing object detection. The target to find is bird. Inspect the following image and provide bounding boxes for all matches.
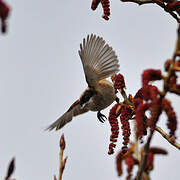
[46,34,120,131]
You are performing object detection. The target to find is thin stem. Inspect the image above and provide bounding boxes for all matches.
[136,130,154,180]
[169,86,180,95]
[134,120,140,161]
[142,172,151,180]
[121,0,156,5]
[155,126,180,150]
[120,0,180,23]
[119,89,134,106]
[59,148,64,180]
[161,24,180,98]
[173,24,180,56]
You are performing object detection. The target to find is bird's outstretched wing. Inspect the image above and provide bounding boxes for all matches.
[78,34,120,87]
[46,100,89,131]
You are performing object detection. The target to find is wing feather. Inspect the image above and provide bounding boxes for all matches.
[79,34,119,87]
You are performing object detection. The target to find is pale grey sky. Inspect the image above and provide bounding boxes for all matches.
[0,0,179,180]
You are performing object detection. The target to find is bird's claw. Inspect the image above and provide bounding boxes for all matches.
[97,111,107,123]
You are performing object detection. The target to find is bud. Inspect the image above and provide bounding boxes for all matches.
[60,134,66,150]
[108,104,120,154]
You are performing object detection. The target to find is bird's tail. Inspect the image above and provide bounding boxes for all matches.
[46,111,73,131]
[46,99,89,131]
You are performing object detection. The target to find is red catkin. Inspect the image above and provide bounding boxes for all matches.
[145,147,168,172]
[135,85,161,139]
[101,0,110,20]
[108,103,121,154]
[166,1,180,11]
[150,147,168,155]
[116,151,123,176]
[147,86,161,129]
[116,145,138,178]
[120,105,132,153]
[124,155,137,180]
[142,69,162,86]
[162,98,177,138]
[135,103,149,139]
[112,73,126,90]
[91,0,101,10]
[0,0,10,33]
[134,88,144,100]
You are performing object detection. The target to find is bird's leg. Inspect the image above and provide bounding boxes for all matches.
[97,111,107,123]
[115,97,119,103]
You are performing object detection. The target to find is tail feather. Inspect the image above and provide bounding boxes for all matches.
[46,99,89,131]
[46,111,73,131]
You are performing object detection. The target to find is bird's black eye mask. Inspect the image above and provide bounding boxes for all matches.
[80,89,95,106]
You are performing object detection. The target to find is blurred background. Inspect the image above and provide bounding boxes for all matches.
[0,0,179,179]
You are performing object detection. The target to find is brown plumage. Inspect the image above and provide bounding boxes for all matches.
[46,34,120,131]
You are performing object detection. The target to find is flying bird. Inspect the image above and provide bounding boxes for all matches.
[47,34,120,131]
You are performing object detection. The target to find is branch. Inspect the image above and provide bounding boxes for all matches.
[173,23,180,58]
[136,131,153,180]
[120,0,180,23]
[121,0,156,5]
[119,89,134,106]
[169,86,180,95]
[155,126,180,150]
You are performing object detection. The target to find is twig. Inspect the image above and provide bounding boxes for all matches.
[54,175,57,180]
[169,86,180,95]
[134,120,140,161]
[120,0,180,23]
[119,89,134,106]
[136,130,153,180]
[155,126,180,150]
[59,134,68,180]
[54,134,68,180]
[59,144,64,180]
[121,0,155,5]
[142,172,151,180]
[161,24,180,97]
[173,24,180,59]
